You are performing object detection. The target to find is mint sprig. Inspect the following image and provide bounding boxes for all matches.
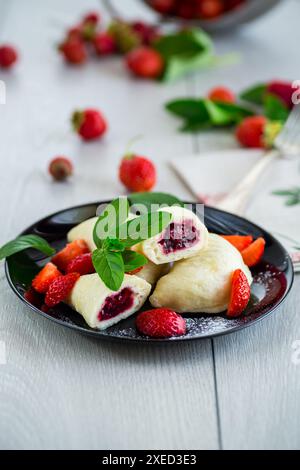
[92,248,125,292]
[0,235,55,261]
[93,197,129,249]
[122,250,148,273]
[273,187,300,206]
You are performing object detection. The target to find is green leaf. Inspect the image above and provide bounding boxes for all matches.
[155,29,215,82]
[92,248,124,291]
[166,99,209,122]
[93,197,129,249]
[128,192,183,211]
[115,211,172,248]
[264,93,289,122]
[240,83,267,105]
[104,238,125,252]
[272,187,300,206]
[122,250,148,273]
[0,235,55,261]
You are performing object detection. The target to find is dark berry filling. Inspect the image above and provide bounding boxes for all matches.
[98,287,134,321]
[158,220,199,254]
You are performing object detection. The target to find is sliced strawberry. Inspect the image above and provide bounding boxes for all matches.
[31,262,62,294]
[221,235,253,252]
[45,273,80,307]
[126,267,143,275]
[241,237,266,267]
[66,253,95,275]
[227,269,251,318]
[136,308,186,338]
[52,239,90,272]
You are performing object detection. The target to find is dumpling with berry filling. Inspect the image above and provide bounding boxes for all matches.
[150,234,252,314]
[141,206,208,265]
[67,217,98,252]
[67,273,151,330]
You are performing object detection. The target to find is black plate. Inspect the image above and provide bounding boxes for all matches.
[5,202,294,343]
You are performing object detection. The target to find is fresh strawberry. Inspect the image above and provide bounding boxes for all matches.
[66,253,95,275]
[81,12,100,41]
[24,288,43,307]
[119,154,156,192]
[82,11,100,26]
[59,38,87,64]
[149,0,176,14]
[45,273,80,307]
[208,86,235,103]
[136,308,186,338]
[227,269,251,318]
[48,156,73,181]
[196,0,224,18]
[126,267,143,275]
[72,108,108,141]
[221,235,253,252]
[241,237,266,267]
[32,262,62,294]
[0,44,18,68]
[93,32,116,55]
[131,22,160,45]
[126,46,164,79]
[52,240,90,272]
[236,116,267,149]
[267,80,294,109]
[176,1,196,19]
[66,25,82,41]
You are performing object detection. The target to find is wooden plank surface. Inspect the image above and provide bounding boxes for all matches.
[0,0,219,450]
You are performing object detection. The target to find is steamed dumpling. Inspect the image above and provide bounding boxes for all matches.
[150,234,252,314]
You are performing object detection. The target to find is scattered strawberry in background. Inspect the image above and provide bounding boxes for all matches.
[227,269,251,318]
[241,238,266,268]
[0,44,18,69]
[236,115,267,149]
[66,253,95,275]
[196,0,225,19]
[81,11,100,41]
[52,239,90,272]
[267,80,295,109]
[126,46,164,79]
[32,262,62,294]
[59,38,87,65]
[93,32,116,56]
[72,108,108,141]
[45,272,80,307]
[136,308,186,338]
[131,21,160,46]
[49,157,73,182]
[149,0,176,14]
[119,151,157,192]
[208,86,235,103]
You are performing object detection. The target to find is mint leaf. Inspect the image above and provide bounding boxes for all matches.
[128,192,183,210]
[122,250,148,272]
[264,93,289,122]
[93,197,129,248]
[104,237,125,252]
[115,211,172,248]
[155,29,214,82]
[240,83,267,105]
[0,235,55,261]
[166,99,209,122]
[272,187,300,206]
[92,248,124,291]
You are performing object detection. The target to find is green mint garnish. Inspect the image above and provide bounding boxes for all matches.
[0,235,55,261]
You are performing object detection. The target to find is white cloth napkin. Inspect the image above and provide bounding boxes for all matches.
[171,149,300,270]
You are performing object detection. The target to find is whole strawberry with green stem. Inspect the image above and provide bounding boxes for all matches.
[119,147,157,192]
[72,108,108,141]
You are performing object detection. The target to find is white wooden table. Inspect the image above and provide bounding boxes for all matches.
[1,0,300,450]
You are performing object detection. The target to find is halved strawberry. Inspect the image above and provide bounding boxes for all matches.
[227,269,251,318]
[66,252,95,275]
[45,272,80,307]
[32,262,62,294]
[241,237,266,267]
[52,239,90,272]
[221,235,253,252]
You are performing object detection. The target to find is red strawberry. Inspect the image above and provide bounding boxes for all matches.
[227,269,251,318]
[66,25,82,41]
[175,1,196,19]
[119,154,156,192]
[81,12,100,41]
[32,262,62,294]
[45,273,80,307]
[126,46,164,79]
[93,32,116,55]
[72,108,108,141]
[236,116,267,149]
[66,253,95,275]
[126,267,143,275]
[48,156,73,181]
[82,11,100,26]
[149,0,176,14]
[136,308,186,338]
[0,45,18,68]
[196,0,224,18]
[221,235,253,252]
[208,86,235,103]
[24,288,43,307]
[241,237,266,267]
[267,80,294,109]
[131,22,160,45]
[52,239,90,272]
[59,38,87,64]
